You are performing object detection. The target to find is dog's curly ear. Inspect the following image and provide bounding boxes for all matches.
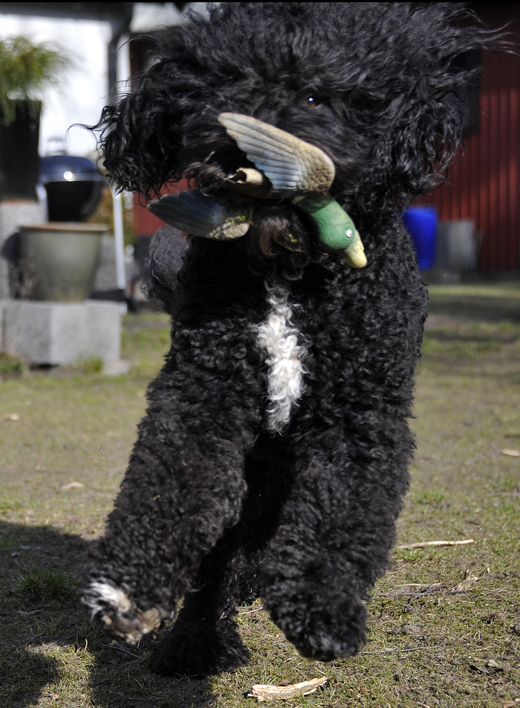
[370,5,515,208]
[89,23,215,199]
[92,57,185,199]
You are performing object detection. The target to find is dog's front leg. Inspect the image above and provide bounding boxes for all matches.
[81,324,263,643]
[262,417,412,662]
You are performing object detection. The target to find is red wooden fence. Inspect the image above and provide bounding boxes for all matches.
[133,179,188,237]
[420,47,520,271]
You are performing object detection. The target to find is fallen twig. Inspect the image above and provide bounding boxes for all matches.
[378,571,481,599]
[397,539,474,550]
[17,632,44,649]
[105,643,142,660]
[239,606,265,615]
[362,644,443,655]
[487,492,520,496]
[396,582,443,588]
[247,677,327,702]
[377,585,448,598]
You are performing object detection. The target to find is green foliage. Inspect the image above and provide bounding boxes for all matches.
[16,568,76,598]
[0,351,24,376]
[0,497,23,512]
[414,489,445,506]
[0,36,70,124]
[496,475,519,492]
[76,356,104,374]
[86,186,137,247]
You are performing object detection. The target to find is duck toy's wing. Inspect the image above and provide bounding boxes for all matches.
[148,190,252,240]
[218,112,335,195]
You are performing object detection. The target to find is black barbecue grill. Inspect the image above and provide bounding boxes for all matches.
[40,155,106,222]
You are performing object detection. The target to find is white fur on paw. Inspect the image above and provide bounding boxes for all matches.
[82,580,132,620]
[257,281,306,432]
[82,580,169,643]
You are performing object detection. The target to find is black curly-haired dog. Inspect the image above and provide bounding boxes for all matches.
[81,2,503,678]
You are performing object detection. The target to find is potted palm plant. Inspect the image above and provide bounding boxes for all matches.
[1,37,109,302]
[0,36,69,201]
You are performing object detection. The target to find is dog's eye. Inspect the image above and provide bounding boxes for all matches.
[304,95,320,108]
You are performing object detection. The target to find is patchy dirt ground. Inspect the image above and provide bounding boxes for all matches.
[0,283,519,708]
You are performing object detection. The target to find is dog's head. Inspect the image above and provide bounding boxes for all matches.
[95,3,506,259]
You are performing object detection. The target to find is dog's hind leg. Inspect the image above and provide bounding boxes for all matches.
[261,418,413,662]
[149,430,296,677]
[149,532,257,678]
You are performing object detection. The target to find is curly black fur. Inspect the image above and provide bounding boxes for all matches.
[81,2,506,676]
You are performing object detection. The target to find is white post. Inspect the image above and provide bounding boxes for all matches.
[112,190,126,290]
[112,34,132,304]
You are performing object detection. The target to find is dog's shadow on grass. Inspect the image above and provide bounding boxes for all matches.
[0,521,216,708]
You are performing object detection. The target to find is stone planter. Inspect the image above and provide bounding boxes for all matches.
[19,223,107,302]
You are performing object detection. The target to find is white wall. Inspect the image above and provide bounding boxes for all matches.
[0,14,114,157]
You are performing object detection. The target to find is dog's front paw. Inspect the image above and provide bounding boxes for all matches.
[80,580,171,644]
[264,583,367,662]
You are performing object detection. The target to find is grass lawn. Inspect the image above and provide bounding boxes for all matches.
[1,282,519,708]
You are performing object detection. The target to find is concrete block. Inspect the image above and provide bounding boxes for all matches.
[103,359,131,375]
[2,300,121,365]
[85,301,122,362]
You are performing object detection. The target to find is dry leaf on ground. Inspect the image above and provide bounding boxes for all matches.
[247,677,327,701]
[452,570,479,593]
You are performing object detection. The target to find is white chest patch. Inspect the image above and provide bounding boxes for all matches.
[256,281,306,432]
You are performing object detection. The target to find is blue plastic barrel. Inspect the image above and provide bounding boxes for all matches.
[402,207,437,271]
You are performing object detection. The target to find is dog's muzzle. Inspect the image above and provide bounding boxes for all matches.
[148,113,366,268]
